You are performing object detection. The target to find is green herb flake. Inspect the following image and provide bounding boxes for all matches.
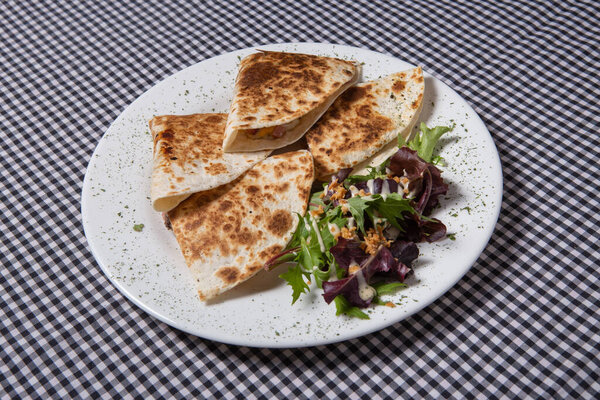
[133,224,144,232]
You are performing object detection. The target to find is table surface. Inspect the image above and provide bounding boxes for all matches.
[1,0,598,398]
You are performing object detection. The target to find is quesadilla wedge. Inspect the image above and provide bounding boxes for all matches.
[306,67,425,180]
[222,51,360,152]
[150,113,270,212]
[168,150,315,300]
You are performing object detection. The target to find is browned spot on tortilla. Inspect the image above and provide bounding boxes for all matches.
[233,227,256,246]
[264,193,275,202]
[343,86,368,104]
[219,241,231,257]
[411,93,423,109]
[258,244,283,261]
[239,263,264,280]
[246,263,263,274]
[357,105,372,118]
[205,162,227,175]
[176,177,184,183]
[300,186,311,201]
[392,80,406,93]
[241,263,263,279]
[245,185,260,195]
[266,209,292,237]
[215,266,240,284]
[219,200,233,211]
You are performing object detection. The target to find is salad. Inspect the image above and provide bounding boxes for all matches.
[266,123,454,318]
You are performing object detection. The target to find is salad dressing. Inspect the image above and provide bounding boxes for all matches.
[327,222,340,237]
[311,216,326,253]
[366,179,375,194]
[328,265,338,281]
[396,181,404,194]
[381,180,390,200]
[348,259,360,275]
[356,271,376,301]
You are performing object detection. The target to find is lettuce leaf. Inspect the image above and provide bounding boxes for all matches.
[408,122,454,163]
[345,163,388,184]
[333,295,370,319]
[346,196,370,233]
[369,193,414,230]
[279,263,309,304]
[372,281,407,296]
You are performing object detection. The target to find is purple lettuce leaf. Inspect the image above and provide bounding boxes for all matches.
[388,147,448,215]
[388,240,418,281]
[414,167,432,214]
[397,213,447,243]
[423,165,448,215]
[390,240,419,265]
[323,246,402,307]
[420,218,447,242]
[329,238,369,271]
[389,147,429,181]
[333,168,353,184]
[323,278,369,307]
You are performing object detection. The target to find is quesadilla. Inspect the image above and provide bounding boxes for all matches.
[222,51,360,152]
[306,67,425,180]
[168,150,315,300]
[150,113,270,212]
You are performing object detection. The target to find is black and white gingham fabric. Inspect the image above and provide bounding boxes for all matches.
[1,0,598,398]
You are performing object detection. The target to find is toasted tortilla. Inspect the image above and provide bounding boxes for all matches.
[223,51,359,152]
[150,113,270,212]
[306,68,425,180]
[168,150,315,300]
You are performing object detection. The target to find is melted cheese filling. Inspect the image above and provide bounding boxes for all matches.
[241,119,301,139]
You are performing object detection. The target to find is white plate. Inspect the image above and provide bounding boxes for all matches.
[81,43,502,348]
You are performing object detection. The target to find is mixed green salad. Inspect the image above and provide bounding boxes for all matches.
[266,123,454,318]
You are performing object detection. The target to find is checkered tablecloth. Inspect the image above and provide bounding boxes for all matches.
[1,0,598,398]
